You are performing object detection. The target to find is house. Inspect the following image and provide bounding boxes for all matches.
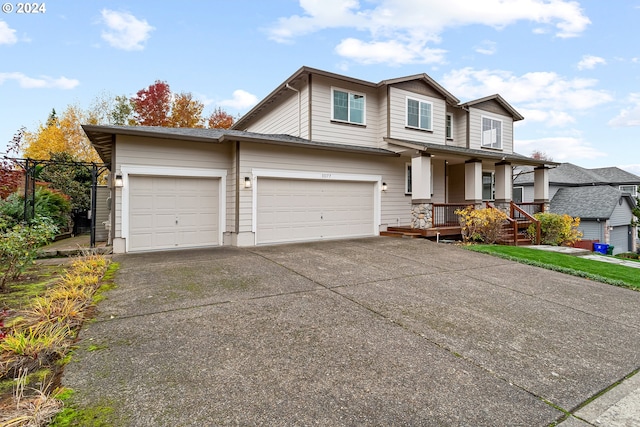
[83,66,552,253]
[514,163,639,254]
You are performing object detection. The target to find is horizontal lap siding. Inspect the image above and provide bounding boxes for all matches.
[389,87,447,145]
[609,202,632,227]
[310,76,380,148]
[580,221,603,241]
[239,142,410,232]
[114,136,234,238]
[244,87,309,138]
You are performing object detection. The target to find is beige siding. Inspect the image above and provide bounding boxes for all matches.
[243,85,309,138]
[468,107,514,153]
[95,186,110,242]
[431,159,446,203]
[239,142,412,231]
[388,87,447,145]
[310,75,381,148]
[448,108,467,148]
[114,136,234,238]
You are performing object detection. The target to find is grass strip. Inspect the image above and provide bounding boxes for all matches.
[465,245,640,291]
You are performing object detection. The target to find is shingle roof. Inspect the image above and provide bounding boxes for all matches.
[514,162,640,186]
[550,186,627,219]
[82,124,399,165]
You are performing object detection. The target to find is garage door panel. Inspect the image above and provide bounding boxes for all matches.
[129,176,220,252]
[257,178,375,245]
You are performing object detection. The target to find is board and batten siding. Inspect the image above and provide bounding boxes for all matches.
[388,87,447,145]
[310,75,381,148]
[242,85,309,138]
[467,107,514,153]
[238,142,411,234]
[113,136,234,239]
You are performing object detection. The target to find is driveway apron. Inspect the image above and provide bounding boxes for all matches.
[62,238,640,426]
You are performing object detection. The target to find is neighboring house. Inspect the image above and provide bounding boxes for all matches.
[514,163,639,254]
[83,66,552,253]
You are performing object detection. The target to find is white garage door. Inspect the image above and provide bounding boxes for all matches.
[257,178,376,245]
[129,176,219,252]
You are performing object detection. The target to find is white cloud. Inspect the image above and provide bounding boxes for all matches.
[0,72,79,89]
[620,164,640,176]
[608,93,640,127]
[100,9,154,51]
[335,38,446,65]
[220,90,258,110]
[0,21,17,45]
[475,40,497,55]
[577,55,606,70]
[267,0,590,64]
[516,136,606,161]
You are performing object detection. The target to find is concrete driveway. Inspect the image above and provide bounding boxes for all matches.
[62,238,640,426]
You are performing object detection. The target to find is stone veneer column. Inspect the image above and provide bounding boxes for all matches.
[411,154,433,230]
[411,203,433,229]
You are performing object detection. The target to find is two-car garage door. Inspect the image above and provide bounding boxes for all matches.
[256,178,376,245]
[128,176,219,252]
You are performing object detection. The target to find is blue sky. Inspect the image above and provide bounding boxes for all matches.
[1,0,639,174]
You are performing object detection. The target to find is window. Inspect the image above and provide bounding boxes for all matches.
[482,116,502,149]
[332,89,365,124]
[406,98,432,131]
[446,113,453,139]
[513,186,524,204]
[620,185,638,197]
[482,172,495,201]
[405,163,412,194]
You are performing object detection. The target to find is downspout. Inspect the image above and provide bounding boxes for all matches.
[285,83,301,137]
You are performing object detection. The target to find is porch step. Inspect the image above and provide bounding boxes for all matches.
[380,230,422,238]
[384,226,463,240]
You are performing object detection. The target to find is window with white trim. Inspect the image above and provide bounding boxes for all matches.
[482,172,495,201]
[446,113,453,139]
[620,185,638,197]
[406,97,433,131]
[481,116,502,149]
[513,186,524,203]
[332,88,365,124]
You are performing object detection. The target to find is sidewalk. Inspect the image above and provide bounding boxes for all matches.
[37,235,111,258]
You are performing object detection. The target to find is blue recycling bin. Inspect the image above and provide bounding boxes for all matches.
[593,243,609,254]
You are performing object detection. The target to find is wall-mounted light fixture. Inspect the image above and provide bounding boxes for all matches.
[244,177,252,189]
[381,182,388,192]
[114,174,123,188]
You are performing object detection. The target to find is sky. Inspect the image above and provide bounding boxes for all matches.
[1,0,639,174]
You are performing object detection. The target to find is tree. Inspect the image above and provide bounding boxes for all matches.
[169,92,204,128]
[21,105,102,163]
[207,107,235,129]
[111,95,135,126]
[531,150,553,161]
[131,80,172,126]
[0,128,25,199]
[38,152,93,212]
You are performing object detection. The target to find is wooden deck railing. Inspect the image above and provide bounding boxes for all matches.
[513,202,544,219]
[510,202,541,244]
[432,203,471,227]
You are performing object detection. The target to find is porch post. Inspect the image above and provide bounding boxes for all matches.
[411,154,432,229]
[464,159,482,205]
[534,166,550,207]
[494,161,512,212]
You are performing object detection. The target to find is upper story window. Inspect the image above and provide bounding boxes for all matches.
[406,97,432,131]
[620,185,638,197]
[446,113,453,139]
[481,116,502,149]
[332,88,365,125]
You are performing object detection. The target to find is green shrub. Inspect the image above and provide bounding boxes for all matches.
[0,216,58,290]
[527,212,582,246]
[0,187,71,232]
[455,206,508,244]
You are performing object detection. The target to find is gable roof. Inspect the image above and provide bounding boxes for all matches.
[82,124,399,165]
[514,162,640,186]
[550,186,633,219]
[459,94,524,121]
[233,66,479,130]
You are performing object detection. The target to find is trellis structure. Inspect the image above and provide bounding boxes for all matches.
[7,157,109,248]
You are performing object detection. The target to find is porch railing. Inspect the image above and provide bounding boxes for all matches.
[510,202,541,245]
[432,203,471,227]
[513,202,545,219]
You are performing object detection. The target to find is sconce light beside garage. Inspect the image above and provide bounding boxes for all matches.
[114,174,123,188]
[244,177,252,189]
[381,182,388,192]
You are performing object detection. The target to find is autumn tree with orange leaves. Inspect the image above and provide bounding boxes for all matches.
[207,107,235,129]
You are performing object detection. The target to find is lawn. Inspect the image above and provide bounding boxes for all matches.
[465,245,640,291]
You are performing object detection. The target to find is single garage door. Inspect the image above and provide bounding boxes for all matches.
[129,176,219,252]
[257,178,376,245]
[610,225,631,255]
